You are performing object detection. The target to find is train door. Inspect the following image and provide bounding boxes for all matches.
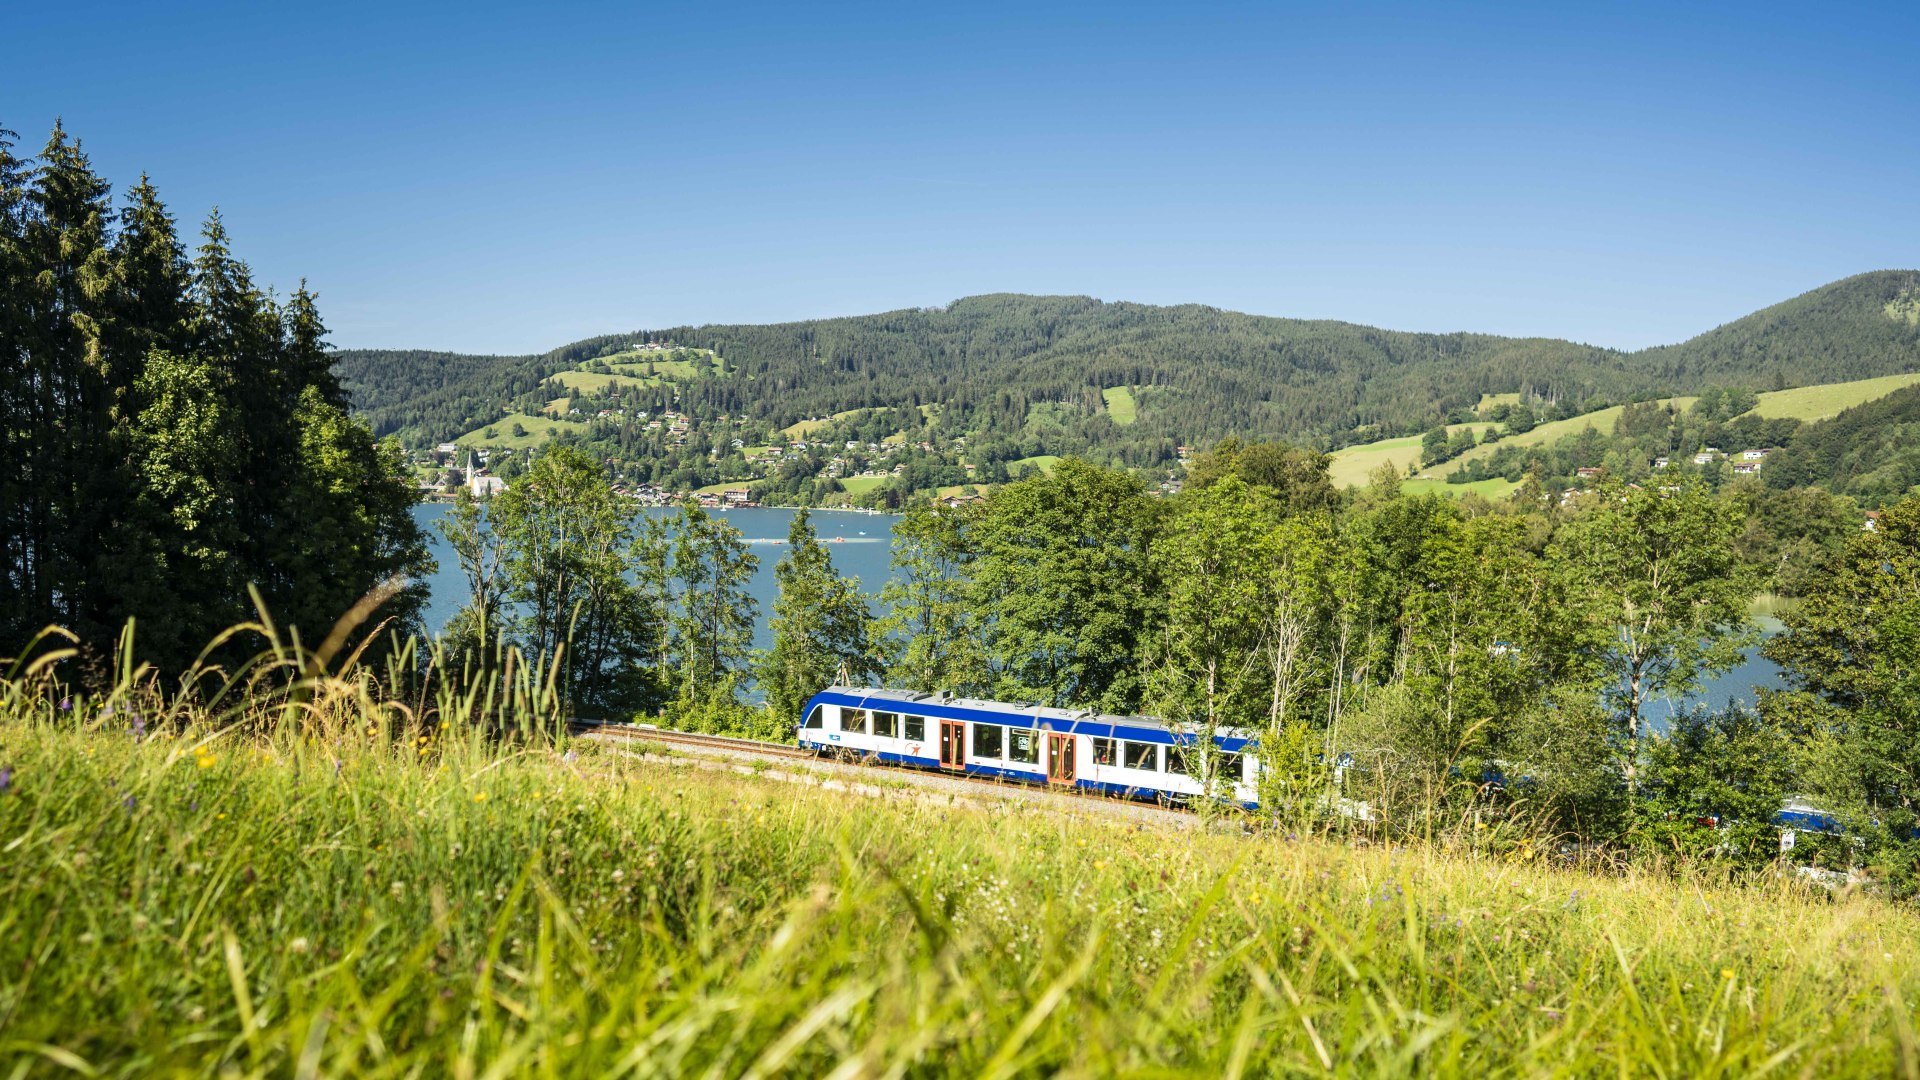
[939,720,966,769]
[1046,733,1075,785]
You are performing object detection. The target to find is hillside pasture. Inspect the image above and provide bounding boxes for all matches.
[1009,454,1062,476]
[455,411,590,449]
[780,409,868,440]
[1429,399,1695,478]
[1329,423,1501,488]
[1742,372,1920,422]
[550,369,651,394]
[1402,475,1521,500]
[1102,386,1139,425]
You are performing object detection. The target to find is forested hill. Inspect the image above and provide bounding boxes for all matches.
[337,271,1920,454]
[1634,270,1920,386]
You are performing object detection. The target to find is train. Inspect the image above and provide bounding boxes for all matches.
[795,685,1261,807]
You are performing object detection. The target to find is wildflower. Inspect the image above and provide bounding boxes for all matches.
[196,753,215,770]
[564,750,578,763]
[59,697,71,711]
[1721,968,1735,980]
[474,792,488,803]
[289,937,311,954]
[124,795,137,812]
[0,766,11,794]
[130,713,146,740]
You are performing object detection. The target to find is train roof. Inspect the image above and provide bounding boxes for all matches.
[809,685,1258,748]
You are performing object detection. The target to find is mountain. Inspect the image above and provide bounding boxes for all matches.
[336,272,1920,459]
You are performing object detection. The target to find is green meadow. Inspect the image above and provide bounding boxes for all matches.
[3,638,1918,1076]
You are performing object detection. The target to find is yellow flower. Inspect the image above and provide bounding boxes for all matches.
[197,755,215,770]
[473,792,488,803]
[1721,968,1735,980]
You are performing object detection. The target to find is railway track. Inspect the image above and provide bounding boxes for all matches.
[569,721,814,759]
[568,719,1194,823]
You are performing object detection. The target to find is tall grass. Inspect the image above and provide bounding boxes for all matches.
[2,625,1918,1075]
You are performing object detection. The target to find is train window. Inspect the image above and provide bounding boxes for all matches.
[972,723,1003,759]
[1165,745,1191,775]
[842,708,869,734]
[904,713,926,741]
[1008,728,1039,764]
[803,706,824,729]
[1123,741,1159,771]
[1215,751,1245,784]
[873,711,898,738]
[1092,737,1117,766]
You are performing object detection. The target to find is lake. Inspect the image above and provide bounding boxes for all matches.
[413,503,899,652]
[408,504,1787,711]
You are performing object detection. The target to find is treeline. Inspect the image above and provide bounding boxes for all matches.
[0,122,429,671]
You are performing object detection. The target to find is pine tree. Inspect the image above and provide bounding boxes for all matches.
[0,124,31,649]
[20,123,116,644]
[0,123,433,674]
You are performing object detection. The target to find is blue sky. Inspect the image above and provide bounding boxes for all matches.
[6,1,1917,353]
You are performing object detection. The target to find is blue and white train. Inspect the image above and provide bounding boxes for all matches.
[796,686,1261,807]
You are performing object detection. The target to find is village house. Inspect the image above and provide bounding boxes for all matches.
[1692,448,1723,465]
[1575,466,1603,479]
[1653,457,1670,469]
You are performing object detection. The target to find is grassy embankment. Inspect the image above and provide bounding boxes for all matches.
[3,632,1919,1075]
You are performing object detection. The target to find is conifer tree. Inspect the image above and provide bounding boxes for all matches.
[0,121,431,673]
[0,125,31,647]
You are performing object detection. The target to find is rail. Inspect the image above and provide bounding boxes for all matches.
[568,719,1192,820]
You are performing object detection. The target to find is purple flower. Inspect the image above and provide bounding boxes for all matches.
[130,713,146,740]
[564,751,578,763]
[59,697,71,712]
[0,767,11,794]
[333,759,342,777]
[124,795,137,812]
